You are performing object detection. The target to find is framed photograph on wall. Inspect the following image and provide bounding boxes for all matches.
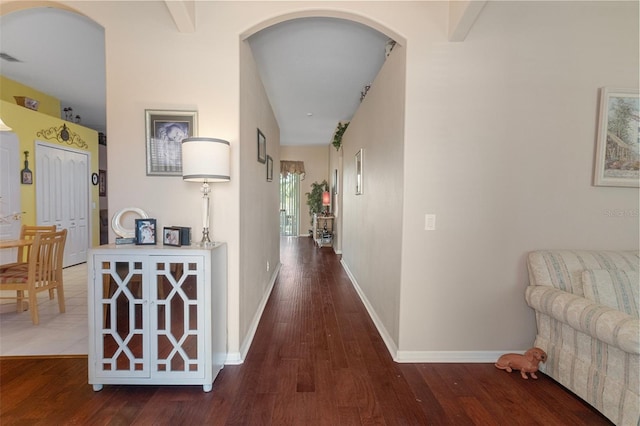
[355,149,364,195]
[163,227,182,246]
[593,87,639,187]
[257,128,266,163]
[135,218,157,245]
[99,169,107,196]
[266,155,273,181]
[145,109,197,176]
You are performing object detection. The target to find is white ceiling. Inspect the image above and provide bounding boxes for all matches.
[0,7,390,145]
[248,17,390,145]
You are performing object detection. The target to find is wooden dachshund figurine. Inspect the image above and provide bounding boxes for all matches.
[495,347,547,379]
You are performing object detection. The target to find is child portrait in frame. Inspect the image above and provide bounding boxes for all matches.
[135,218,157,245]
[163,227,182,246]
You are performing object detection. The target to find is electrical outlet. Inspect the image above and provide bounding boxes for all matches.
[266,261,270,272]
[425,214,436,231]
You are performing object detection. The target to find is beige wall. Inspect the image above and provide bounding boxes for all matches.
[238,39,280,361]
[280,145,330,235]
[15,0,636,362]
[341,42,406,352]
[398,1,639,359]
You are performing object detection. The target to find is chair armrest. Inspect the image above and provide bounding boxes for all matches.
[525,285,640,355]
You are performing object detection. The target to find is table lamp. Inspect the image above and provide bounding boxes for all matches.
[181,137,230,246]
[322,190,330,215]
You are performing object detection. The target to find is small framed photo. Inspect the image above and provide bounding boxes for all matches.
[145,109,198,176]
[355,149,364,195]
[163,227,182,246]
[99,169,107,196]
[257,128,266,163]
[173,226,191,245]
[135,219,157,245]
[266,155,273,181]
[21,169,33,185]
[593,87,639,187]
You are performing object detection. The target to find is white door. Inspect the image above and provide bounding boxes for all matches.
[36,142,90,267]
[0,132,21,264]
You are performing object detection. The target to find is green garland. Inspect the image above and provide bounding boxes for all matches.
[332,122,349,151]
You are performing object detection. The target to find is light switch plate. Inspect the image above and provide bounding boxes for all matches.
[425,214,436,231]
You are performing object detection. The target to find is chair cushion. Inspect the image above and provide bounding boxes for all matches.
[582,269,639,318]
[0,264,29,284]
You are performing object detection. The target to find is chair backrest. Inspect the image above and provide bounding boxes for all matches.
[18,225,57,263]
[29,229,67,290]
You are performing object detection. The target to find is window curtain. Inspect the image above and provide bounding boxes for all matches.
[280,160,306,180]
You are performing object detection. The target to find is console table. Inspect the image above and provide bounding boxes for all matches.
[312,214,334,248]
[87,243,227,392]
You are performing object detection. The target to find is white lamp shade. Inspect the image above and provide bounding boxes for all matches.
[182,137,230,182]
[0,117,13,132]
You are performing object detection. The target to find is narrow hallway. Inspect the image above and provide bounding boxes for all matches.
[223,236,428,423]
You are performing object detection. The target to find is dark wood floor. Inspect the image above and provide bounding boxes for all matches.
[1,237,611,425]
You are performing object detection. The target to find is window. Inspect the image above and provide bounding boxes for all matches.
[279,172,300,236]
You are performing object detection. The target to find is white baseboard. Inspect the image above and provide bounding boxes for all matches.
[226,263,281,365]
[340,260,526,364]
[340,260,399,358]
[395,350,525,363]
[224,352,243,365]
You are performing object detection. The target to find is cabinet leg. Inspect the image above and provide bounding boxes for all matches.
[92,384,104,392]
[203,383,212,392]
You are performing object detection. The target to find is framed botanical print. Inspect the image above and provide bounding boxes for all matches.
[355,149,363,195]
[266,155,273,182]
[257,128,266,163]
[593,88,639,187]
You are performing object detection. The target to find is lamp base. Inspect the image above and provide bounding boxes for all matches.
[197,241,217,248]
[197,227,216,248]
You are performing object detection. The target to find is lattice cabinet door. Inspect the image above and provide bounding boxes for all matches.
[93,256,150,379]
[88,244,227,392]
[150,255,205,378]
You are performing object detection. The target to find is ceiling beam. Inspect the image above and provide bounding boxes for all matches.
[164,0,195,33]
[448,0,487,42]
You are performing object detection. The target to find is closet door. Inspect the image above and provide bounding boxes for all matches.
[0,132,21,264]
[66,149,89,265]
[36,142,89,266]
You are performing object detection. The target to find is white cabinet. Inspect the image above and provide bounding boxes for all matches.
[87,243,227,392]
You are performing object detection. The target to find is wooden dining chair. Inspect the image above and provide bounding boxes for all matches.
[0,225,57,268]
[0,229,67,325]
[0,225,58,301]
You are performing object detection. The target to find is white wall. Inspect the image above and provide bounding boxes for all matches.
[39,0,637,362]
[399,1,639,359]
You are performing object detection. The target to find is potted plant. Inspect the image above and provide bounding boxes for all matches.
[332,122,349,151]
[305,180,329,232]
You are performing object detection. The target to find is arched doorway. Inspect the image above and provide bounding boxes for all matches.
[0,5,106,260]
